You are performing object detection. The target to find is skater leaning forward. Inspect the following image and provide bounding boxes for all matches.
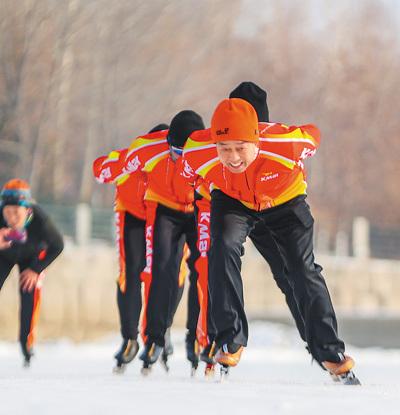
[123,111,205,374]
[185,82,311,375]
[0,179,64,366]
[93,123,169,372]
[181,97,359,383]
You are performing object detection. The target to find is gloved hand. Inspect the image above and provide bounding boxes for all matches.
[0,228,12,250]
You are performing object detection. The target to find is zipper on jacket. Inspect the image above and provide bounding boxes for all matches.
[244,171,260,211]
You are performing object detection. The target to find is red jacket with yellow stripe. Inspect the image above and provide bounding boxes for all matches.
[93,148,147,220]
[182,122,320,211]
[124,130,195,213]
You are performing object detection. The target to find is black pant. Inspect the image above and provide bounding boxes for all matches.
[0,256,39,349]
[249,221,307,342]
[194,197,306,345]
[209,190,345,363]
[116,212,146,340]
[205,221,308,345]
[145,205,200,346]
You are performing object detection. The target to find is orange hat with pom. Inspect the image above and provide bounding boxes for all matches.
[211,98,259,143]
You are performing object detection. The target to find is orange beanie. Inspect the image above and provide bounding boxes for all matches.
[1,178,32,207]
[211,98,259,143]
[2,178,30,191]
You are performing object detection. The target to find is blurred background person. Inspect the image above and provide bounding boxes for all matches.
[0,179,64,366]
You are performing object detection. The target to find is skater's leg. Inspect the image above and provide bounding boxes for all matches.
[249,221,307,342]
[209,191,255,349]
[117,212,145,339]
[167,269,185,329]
[264,197,345,364]
[115,212,145,366]
[144,205,185,347]
[184,216,200,337]
[184,215,201,367]
[162,282,184,361]
[0,256,13,290]
[18,262,41,364]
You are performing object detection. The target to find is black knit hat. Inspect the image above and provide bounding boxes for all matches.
[148,123,169,134]
[229,81,269,122]
[167,110,205,148]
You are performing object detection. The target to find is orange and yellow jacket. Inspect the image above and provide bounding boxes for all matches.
[124,130,195,213]
[181,122,320,211]
[92,148,147,220]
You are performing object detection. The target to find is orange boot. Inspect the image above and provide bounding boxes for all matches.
[322,354,361,385]
[323,355,354,376]
[215,344,244,367]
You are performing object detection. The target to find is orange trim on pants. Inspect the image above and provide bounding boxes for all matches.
[140,202,193,343]
[26,273,44,349]
[178,244,190,288]
[140,201,158,343]
[195,198,211,347]
[116,211,127,293]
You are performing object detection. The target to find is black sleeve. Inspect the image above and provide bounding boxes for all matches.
[28,206,64,274]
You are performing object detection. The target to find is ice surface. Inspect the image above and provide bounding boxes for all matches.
[1,322,399,415]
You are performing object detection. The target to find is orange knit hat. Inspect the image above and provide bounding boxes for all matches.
[211,98,259,143]
[2,178,30,191]
[1,178,32,207]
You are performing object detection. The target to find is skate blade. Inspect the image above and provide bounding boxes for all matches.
[23,360,31,369]
[141,366,152,376]
[204,363,215,378]
[190,363,199,377]
[113,364,126,374]
[339,371,361,386]
[219,364,230,382]
[329,372,340,383]
[160,359,170,373]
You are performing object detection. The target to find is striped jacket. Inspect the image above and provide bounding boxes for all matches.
[182,122,320,211]
[124,130,195,213]
[93,148,147,220]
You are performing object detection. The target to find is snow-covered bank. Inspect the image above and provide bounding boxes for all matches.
[1,323,399,415]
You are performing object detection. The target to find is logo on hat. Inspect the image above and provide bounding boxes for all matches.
[216,128,229,136]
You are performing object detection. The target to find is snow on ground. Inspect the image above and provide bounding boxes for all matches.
[1,322,399,415]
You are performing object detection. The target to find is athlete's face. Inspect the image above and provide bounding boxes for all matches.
[216,141,259,173]
[2,205,29,229]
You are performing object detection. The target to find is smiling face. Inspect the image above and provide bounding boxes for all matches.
[2,205,29,229]
[216,140,259,173]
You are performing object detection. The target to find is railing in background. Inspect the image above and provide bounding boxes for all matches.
[42,202,115,244]
[370,225,400,260]
[41,203,77,239]
[41,203,399,259]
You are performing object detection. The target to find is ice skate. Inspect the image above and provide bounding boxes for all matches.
[20,342,33,368]
[215,343,243,381]
[139,342,163,375]
[113,339,139,373]
[160,328,173,372]
[322,354,361,385]
[200,342,217,377]
[219,364,230,381]
[215,343,243,367]
[186,336,200,377]
[204,363,215,378]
